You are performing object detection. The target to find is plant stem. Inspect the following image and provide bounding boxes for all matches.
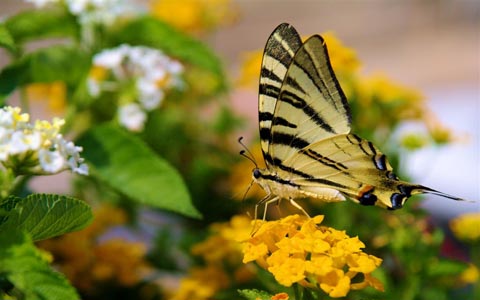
[19,86,30,114]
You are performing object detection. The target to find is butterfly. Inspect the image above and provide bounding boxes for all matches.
[249,23,467,219]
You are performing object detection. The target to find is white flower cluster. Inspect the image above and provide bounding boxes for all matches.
[0,107,88,176]
[26,0,134,25]
[88,44,184,131]
[25,0,59,7]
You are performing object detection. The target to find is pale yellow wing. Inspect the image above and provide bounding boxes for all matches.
[267,34,351,168]
[258,23,302,167]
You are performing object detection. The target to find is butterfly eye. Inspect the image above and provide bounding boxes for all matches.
[253,169,261,179]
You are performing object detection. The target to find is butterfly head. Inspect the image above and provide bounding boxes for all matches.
[251,167,275,194]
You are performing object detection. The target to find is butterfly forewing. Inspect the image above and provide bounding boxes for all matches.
[268,35,351,168]
[259,23,302,167]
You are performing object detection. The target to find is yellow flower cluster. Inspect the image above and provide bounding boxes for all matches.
[38,204,150,292]
[243,215,384,298]
[321,31,361,74]
[150,0,237,34]
[450,212,480,243]
[459,263,480,286]
[171,215,255,300]
[26,81,67,114]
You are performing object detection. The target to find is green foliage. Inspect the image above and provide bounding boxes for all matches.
[0,194,93,241]
[0,24,16,54]
[4,8,78,44]
[0,45,90,99]
[238,289,273,300]
[0,231,79,300]
[77,124,200,218]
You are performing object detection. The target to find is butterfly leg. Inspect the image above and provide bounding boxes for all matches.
[288,198,311,218]
[251,195,279,235]
[256,195,280,220]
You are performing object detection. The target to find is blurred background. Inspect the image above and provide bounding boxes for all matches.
[1,1,479,299]
[1,0,478,218]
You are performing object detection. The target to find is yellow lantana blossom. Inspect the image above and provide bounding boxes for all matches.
[150,0,237,34]
[170,215,255,300]
[450,212,480,243]
[459,263,479,286]
[355,73,424,117]
[237,49,263,88]
[26,81,66,114]
[321,31,361,74]
[170,265,230,300]
[242,215,384,298]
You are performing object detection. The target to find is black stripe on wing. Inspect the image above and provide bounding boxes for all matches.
[270,157,349,190]
[303,35,352,121]
[279,89,335,133]
[259,23,303,165]
[346,134,390,172]
[299,148,349,172]
[271,132,309,149]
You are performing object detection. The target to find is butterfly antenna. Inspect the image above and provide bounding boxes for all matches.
[238,137,258,168]
[241,179,255,203]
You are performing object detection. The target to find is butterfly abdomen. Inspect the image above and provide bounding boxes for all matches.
[253,167,347,203]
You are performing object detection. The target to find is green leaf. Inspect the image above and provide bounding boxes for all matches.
[0,194,93,241]
[427,259,468,277]
[0,231,79,300]
[77,124,201,218]
[4,8,78,44]
[0,24,16,54]
[0,45,90,98]
[238,289,273,300]
[110,17,226,91]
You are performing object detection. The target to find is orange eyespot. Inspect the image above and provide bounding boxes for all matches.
[357,185,377,206]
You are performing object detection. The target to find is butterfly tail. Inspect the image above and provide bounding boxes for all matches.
[388,183,471,210]
[410,185,471,202]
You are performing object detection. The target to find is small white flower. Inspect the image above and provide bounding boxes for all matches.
[65,0,136,26]
[38,149,65,173]
[9,131,42,155]
[118,103,146,132]
[137,78,164,110]
[87,78,101,97]
[74,162,89,175]
[25,0,59,8]
[66,0,89,14]
[139,90,164,111]
[93,47,126,70]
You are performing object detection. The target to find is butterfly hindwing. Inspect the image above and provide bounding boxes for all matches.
[281,133,465,209]
[283,133,399,208]
[259,23,302,167]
